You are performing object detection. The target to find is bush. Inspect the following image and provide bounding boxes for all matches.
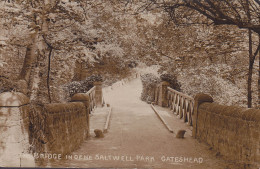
[140,73,182,104]
[0,76,16,93]
[160,73,181,91]
[126,60,138,68]
[64,74,103,97]
[140,73,160,103]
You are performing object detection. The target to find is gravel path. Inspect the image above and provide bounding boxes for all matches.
[50,78,236,169]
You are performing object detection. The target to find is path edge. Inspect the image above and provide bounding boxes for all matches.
[103,107,112,133]
[151,104,174,133]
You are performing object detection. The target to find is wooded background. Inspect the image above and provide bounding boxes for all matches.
[0,0,259,108]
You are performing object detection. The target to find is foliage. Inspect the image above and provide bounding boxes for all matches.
[160,73,181,91]
[0,0,259,108]
[0,76,15,93]
[177,64,248,106]
[140,73,160,103]
[64,75,103,99]
[133,0,260,108]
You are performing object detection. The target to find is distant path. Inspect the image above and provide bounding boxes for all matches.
[50,78,234,169]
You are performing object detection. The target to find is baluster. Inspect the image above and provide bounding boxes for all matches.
[189,101,194,126]
[91,93,94,111]
[90,93,92,111]
[94,90,96,108]
[89,93,91,111]
[176,95,180,115]
[171,93,174,110]
[168,93,171,109]
[187,100,191,126]
[167,91,171,110]
[179,96,184,119]
[91,92,93,110]
[172,93,177,113]
[173,93,177,114]
[169,93,173,110]
[184,99,188,123]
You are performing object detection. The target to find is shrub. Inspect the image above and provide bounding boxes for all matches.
[160,73,181,91]
[64,74,103,98]
[140,73,160,103]
[0,76,16,93]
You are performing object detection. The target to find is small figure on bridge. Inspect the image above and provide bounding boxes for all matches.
[176,130,186,138]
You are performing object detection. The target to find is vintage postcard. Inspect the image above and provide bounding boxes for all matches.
[0,1,259,169]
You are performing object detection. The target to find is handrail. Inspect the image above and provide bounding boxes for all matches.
[86,86,96,95]
[167,87,194,126]
[167,87,193,101]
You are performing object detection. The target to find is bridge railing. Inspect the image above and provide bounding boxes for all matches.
[85,86,96,113]
[167,87,194,126]
[71,82,104,115]
[152,81,260,167]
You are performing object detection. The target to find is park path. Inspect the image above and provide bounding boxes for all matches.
[50,78,235,169]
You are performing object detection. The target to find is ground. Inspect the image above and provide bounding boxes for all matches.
[49,77,237,169]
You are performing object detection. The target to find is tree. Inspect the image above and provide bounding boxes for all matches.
[1,0,105,103]
[133,0,260,107]
[2,0,148,103]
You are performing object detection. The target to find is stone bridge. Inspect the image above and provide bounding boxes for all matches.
[0,75,259,169]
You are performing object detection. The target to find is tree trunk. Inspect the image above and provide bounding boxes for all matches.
[258,35,260,107]
[18,33,38,83]
[248,29,253,108]
[47,48,52,103]
[28,1,50,103]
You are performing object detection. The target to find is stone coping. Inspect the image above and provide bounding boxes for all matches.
[200,102,260,122]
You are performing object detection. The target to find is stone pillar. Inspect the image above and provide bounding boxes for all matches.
[94,81,103,107]
[154,85,159,105]
[71,93,90,138]
[192,93,213,138]
[0,92,35,167]
[158,81,170,107]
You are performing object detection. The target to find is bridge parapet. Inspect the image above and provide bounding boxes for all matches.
[29,83,104,165]
[154,82,260,168]
[71,86,96,114]
[194,93,260,168]
[42,102,88,155]
[0,81,103,167]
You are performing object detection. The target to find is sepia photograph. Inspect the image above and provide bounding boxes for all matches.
[0,0,259,169]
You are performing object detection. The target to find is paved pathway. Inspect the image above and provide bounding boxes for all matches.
[50,78,237,169]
